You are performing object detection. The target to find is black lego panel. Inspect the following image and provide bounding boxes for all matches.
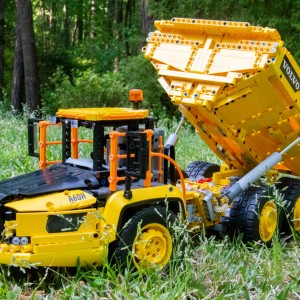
[0,164,99,202]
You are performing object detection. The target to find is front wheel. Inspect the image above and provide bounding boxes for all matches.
[115,206,176,270]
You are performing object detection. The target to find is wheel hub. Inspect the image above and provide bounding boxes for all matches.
[259,201,277,242]
[133,223,172,269]
[293,197,300,231]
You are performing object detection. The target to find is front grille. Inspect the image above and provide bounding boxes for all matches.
[46,213,86,233]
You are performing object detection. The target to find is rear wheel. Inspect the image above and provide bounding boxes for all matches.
[186,161,220,181]
[229,186,279,244]
[115,206,176,270]
[276,177,300,233]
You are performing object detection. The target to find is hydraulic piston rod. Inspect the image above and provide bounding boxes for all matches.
[221,136,300,204]
[165,115,185,147]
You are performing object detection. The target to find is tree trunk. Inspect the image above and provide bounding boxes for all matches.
[140,0,151,37]
[49,1,58,49]
[90,0,95,38]
[16,0,41,112]
[124,0,132,56]
[0,0,4,102]
[113,0,123,72]
[77,0,83,42]
[11,12,24,112]
[106,0,115,42]
[38,0,47,50]
[63,1,70,48]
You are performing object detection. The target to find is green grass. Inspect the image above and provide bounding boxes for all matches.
[0,109,300,299]
[160,118,221,170]
[0,110,38,180]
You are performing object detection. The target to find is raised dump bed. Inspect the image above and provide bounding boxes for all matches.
[144,18,300,176]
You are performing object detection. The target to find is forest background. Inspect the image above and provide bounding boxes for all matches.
[0,0,300,119]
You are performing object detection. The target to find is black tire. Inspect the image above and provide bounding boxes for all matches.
[0,213,4,234]
[228,186,279,245]
[276,177,300,234]
[114,206,176,270]
[186,161,220,181]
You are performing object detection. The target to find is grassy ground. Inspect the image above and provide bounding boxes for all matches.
[0,110,299,299]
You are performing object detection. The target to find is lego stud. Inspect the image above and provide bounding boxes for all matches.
[46,201,55,211]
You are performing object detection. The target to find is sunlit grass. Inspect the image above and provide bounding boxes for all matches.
[158,118,220,170]
[0,109,38,180]
[0,109,300,299]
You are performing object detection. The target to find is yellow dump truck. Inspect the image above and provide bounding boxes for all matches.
[0,18,299,270]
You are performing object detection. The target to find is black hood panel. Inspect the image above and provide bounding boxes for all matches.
[0,164,100,202]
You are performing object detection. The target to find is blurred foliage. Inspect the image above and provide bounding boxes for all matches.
[2,0,300,117]
[42,68,128,115]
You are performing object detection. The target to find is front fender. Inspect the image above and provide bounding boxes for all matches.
[101,185,184,242]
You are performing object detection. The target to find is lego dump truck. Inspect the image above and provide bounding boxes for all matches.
[0,18,300,270]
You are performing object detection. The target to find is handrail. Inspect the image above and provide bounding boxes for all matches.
[38,121,93,169]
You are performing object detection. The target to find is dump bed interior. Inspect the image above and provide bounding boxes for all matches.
[144,18,300,175]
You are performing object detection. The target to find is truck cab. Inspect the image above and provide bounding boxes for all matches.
[0,94,185,269]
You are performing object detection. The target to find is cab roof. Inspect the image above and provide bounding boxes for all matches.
[56,107,149,121]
